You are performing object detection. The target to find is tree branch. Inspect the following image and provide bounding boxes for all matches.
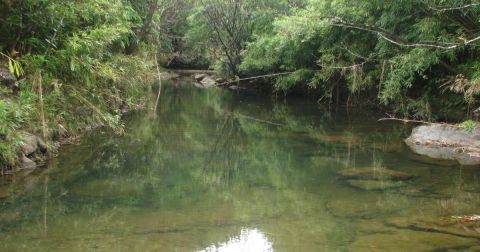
[327,16,480,49]
[428,3,480,12]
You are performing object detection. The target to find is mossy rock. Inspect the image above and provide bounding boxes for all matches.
[337,167,414,181]
[325,195,403,218]
[347,179,406,191]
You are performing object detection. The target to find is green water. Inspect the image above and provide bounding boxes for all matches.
[1,79,480,251]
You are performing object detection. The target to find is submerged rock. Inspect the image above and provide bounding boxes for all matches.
[347,179,406,191]
[405,124,480,165]
[349,229,478,252]
[386,217,480,240]
[325,195,401,218]
[337,167,414,181]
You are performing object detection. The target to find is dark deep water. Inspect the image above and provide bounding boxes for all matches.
[1,78,480,251]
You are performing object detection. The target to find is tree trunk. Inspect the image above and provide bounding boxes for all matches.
[125,0,159,55]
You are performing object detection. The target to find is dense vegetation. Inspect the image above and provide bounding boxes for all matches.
[0,0,167,170]
[1,0,479,171]
[183,0,480,120]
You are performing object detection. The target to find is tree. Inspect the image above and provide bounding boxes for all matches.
[240,0,480,119]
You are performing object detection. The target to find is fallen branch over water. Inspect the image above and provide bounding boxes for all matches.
[216,72,294,86]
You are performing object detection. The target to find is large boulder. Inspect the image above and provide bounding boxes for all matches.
[405,125,480,165]
[20,132,48,155]
[21,133,38,156]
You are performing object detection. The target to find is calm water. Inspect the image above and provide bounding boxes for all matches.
[1,79,480,251]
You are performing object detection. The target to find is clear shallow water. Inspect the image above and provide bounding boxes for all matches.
[1,79,480,251]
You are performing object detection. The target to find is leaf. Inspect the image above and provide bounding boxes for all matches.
[8,59,14,75]
[14,63,20,77]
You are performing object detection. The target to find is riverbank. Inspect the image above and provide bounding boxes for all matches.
[0,53,157,174]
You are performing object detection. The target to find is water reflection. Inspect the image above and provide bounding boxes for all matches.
[199,228,273,252]
[0,78,479,251]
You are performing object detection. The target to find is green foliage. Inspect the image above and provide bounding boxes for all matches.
[0,100,25,166]
[460,120,477,133]
[1,53,24,78]
[239,0,480,117]
[183,0,300,75]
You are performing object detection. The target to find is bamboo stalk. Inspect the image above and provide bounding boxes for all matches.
[37,72,48,140]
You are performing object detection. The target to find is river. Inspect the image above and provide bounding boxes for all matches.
[0,78,479,251]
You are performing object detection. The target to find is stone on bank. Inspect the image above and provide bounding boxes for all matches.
[405,125,480,166]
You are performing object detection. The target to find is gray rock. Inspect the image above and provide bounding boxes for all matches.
[0,67,17,88]
[21,133,38,155]
[200,76,217,88]
[405,125,480,165]
[37,137,48,153]
[20,155,36,170]
[194,73,206,81]
[57,123,68,138]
